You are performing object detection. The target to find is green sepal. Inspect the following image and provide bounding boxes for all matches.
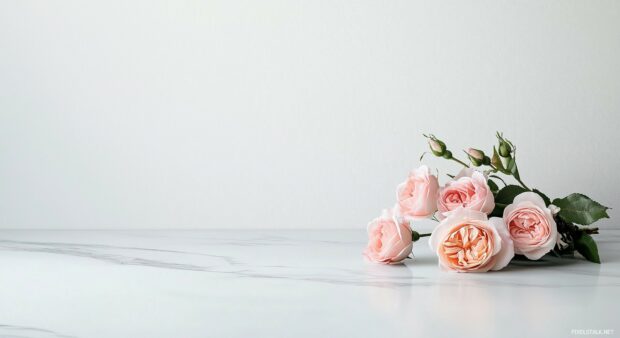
[491,147,506,173]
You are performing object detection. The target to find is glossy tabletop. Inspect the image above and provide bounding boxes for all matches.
[0,229,618,338]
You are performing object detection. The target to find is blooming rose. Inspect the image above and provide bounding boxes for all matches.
[429,208,514,272]
[364,209,413,264]
[503,192,558,260]
[436,168,494,220]
[395,165,440,220]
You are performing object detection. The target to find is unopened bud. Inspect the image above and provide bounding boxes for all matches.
[428,138,446,157]
[466,148,484,161]
[499,142,512,158]
[466,148,484,166]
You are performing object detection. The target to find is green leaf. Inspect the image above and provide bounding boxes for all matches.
[490,185,528,217]
[487,179,499,193]
[495,185,528,204]
[532,189,551,206]
[575,232,601,263]
[552,193,610,225]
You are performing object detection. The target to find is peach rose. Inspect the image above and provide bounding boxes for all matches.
[364,209,413,264]
[429,208,514,272]
[503,192,558,260]
[395,165,440,220]
[437,168,494,220]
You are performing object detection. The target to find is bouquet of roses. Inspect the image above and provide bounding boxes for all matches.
[363,133,610,272]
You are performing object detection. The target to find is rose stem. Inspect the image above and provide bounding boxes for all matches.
[450,157,469,168]
[515,177,530,190]
[487,163,531,191]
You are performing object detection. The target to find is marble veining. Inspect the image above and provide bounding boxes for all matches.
[0,324,76,338]
[0,229,619,338]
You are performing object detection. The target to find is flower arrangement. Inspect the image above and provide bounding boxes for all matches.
[363,133,610,272]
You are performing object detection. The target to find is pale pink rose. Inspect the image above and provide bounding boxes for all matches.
[395,165,440,220]
[503,192,558,260]
[429,208,514,272]
[364,209,413,264]
[436,168,495,220]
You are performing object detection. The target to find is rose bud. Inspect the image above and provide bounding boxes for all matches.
[466,148,485,166]
[428,138,446,157]
[498,141,512,158]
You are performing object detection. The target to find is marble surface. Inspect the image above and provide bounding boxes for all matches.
[0,229,619,338]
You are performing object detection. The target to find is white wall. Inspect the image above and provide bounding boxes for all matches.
[1,0,618,229]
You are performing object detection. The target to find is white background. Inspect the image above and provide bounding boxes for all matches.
[1,0,618,229]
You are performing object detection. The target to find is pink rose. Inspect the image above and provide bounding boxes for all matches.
[364,209,413,264]
[503,192,558,260]
[437,168,494,220]
[429,208,514,272]
[395,165,440,220]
